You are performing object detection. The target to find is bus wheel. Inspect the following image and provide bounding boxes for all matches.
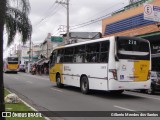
[56,74,63,88]
[80,76,89,94]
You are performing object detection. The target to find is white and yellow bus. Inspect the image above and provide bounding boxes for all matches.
[49,36,151,94]
[3,56,19,73]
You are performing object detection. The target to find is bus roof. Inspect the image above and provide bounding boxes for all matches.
[54,36,115,50]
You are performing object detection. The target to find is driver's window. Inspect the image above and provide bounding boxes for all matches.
[50,50,57,67]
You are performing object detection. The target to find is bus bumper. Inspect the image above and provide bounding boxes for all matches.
[108,79,151,90]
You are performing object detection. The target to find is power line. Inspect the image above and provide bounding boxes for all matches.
[71,2,124,27]
[33,4,60,27]
[69,7,125,30]
[71,1,126,28]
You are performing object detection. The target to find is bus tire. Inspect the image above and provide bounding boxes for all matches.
[80,76,89,94]
[56,74,63,88]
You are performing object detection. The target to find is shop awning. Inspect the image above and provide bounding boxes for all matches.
[137,31,160,39]
[44,60,49,63]
[38,59,49,65]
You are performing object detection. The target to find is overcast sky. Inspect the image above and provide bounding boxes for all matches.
[30,0,129,43]
[4,0,129,57]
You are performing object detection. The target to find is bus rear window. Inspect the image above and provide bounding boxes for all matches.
[8,57,18,62]
[8,62,18,64]
[116,37,150,60]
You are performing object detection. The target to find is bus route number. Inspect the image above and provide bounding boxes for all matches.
[129,40,137,45]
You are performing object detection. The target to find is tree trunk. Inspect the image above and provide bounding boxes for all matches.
[0,0,6,120]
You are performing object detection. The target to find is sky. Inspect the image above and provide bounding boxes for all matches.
[4,0,129,57]
[30,0,129,43]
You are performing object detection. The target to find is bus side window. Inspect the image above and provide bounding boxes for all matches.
[73,45,85,63]
[50,50,57,67]
[99,41,109,63]
[49,53,53,66]
[64,47,74,63]
[85,43,100,63]
[57,49,64,63]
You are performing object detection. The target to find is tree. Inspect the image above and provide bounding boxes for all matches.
[0,0,32,119]
[5,0,32,46]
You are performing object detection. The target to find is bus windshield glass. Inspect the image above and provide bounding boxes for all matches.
[7,57,18,64]
[116,37,150,60]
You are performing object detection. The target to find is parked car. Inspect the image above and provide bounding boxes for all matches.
[18,64,25,72]
[147,71,160,94]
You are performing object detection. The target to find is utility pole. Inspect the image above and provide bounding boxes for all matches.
[66,0,69,43]
[47,41,48,59]
[29,39,31,63]
[56,0,70,43]
[31,42,33,62]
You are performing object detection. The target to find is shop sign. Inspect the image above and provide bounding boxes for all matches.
[144,4,160,22]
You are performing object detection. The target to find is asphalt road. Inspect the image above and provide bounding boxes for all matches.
[4,72,160,120]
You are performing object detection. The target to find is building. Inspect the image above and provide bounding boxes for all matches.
[40,33,63,58]
[102,0,160,70]
[62,32,102,44]
[17,44,41,65]
[102,0,160,47]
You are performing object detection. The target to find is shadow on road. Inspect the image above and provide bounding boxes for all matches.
[52,85,144,100]
[4,72,18,74]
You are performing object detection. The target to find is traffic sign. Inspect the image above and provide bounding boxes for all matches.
[144,3,160,22]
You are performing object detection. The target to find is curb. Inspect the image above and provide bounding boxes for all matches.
[5,88,51,120]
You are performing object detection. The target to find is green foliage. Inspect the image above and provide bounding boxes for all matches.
[5,0,32,46]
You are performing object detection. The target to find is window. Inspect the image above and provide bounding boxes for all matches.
[57,49,64,63]
[73,45,85,63]
[64,47,74,63]
[116,37,150,60]
[8,57,18,64]
[85,43,100,63]
[50,50,57,66]
[8,57,18,62]
[99,41,109,63]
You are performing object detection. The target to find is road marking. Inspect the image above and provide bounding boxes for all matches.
[22,74,49,81]
[26,81,33,84]
[51,88,63,93]
[141,95,160,101]
[114,105,135,111]
[126,91,160,101]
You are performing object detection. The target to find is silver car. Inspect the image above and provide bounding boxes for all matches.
[147,71,160,94]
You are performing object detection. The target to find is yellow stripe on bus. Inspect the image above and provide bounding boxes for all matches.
[8,64,18,70]
[134,60,150,82]
[49,64,63,83]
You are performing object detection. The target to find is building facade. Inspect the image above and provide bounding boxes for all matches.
[102,0,159,37]
[62,32,102,44]
[17,44,41,65]
[41,33,63,58]
[102,0,160,71]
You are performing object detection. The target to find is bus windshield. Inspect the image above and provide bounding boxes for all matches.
[116,37,150,60]
[7,57,18,64]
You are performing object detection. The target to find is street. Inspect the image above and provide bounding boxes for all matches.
[4,72,160,120]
